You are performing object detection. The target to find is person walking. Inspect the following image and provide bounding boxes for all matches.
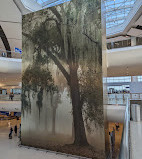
[9,127,13,139]
[9,93,14,101]
[19,124,21,141]
[115,123,120,131]
[14,125,17,136]
[11,93,14,101]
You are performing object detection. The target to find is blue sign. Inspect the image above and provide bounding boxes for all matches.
[0,111,9,116]
[15,47,22,54]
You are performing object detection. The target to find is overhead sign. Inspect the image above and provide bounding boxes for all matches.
[15,47,22,54]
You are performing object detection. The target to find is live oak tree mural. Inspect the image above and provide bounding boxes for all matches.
[22,0,105,158]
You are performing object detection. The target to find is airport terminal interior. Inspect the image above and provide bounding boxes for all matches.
[0,0,142,158]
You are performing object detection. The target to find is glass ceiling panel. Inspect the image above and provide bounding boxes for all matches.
[33,0,136,29]
[105,0,136,28]
[34,0,70,8]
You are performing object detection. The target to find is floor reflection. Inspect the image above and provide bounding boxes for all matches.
[108,122,123,158]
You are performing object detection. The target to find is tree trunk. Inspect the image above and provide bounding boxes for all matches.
[70,65,88,146]
[52,107,56,135]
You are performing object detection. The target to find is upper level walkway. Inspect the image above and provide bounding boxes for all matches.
[107,45,142,77]
[0,57,21,74]
[1,44,142,77]
[0,101,21,112]
[0,95,21,101]
[0,101,126,123]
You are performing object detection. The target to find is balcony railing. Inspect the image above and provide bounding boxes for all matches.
[107,37,142,50]
[108,93,142,105]
[0,95,21,101]
[0,50,22,59]
[119,98,130,159]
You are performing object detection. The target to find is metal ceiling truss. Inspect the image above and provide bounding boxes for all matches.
[104,0,136,28]
[34,0,70,8]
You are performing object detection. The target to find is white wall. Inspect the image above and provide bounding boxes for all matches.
[107,45,142,77]
[0,57,21,73]
[0,0,22,53]
[130,82,142,94]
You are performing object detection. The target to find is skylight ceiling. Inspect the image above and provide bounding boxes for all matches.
[105,0,136,28]
[34,0,70,8]
[33,0,136,29]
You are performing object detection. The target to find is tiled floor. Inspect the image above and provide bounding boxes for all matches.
[0,119,77,159]
[0,120,124,159]
[130,121,142,159]
[108,122,123,158]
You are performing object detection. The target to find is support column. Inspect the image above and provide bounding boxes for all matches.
[131,36,136,46]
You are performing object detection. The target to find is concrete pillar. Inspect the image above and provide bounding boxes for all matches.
[136,105,141,122]
[111,42,114,49]
[131,104,141,122]
[131,36,136,46]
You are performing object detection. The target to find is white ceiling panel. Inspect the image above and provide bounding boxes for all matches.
[127,28,142,37]
[135,15,142,26]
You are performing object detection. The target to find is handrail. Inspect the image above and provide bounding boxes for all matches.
[119,98,130,159]
[108,93,142,105]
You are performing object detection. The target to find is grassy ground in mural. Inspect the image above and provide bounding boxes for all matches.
[21,127,105,159]
[21,142,105,159]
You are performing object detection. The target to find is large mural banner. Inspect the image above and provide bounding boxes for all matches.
[22,0,106,158]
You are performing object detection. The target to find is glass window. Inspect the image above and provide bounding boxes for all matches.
[107,76,131,83]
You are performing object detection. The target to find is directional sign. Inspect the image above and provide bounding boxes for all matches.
[15,47,22,54]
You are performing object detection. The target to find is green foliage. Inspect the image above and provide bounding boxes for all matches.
[79,66,104,131]
[31,20,64,60]
[22,64,58,113]
[22,65,57,92]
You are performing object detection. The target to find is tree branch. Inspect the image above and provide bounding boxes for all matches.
[82,32,98,44]
[44,48,70,84]
[49,7,62,22]
[44,18,65,56]
[22,32,33,41]
[23,28,70,84]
